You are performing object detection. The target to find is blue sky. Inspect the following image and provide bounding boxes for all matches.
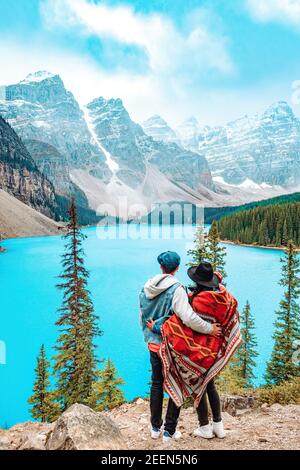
[1,0,300,125]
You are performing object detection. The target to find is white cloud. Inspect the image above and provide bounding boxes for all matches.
[0,37,294,129]
[40,0,234,76]
[246,0,300,26]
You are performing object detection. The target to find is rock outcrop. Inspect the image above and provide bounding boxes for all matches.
[221,395,257,416]
[0,404,125,451]
[46,404,125,451]
[0,116,63,221]
[0,422,54,451]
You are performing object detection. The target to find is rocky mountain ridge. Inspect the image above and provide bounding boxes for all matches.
[145,102,300,188]
[0,116,62,221]
[0,73,217,217]
[1,72,300,220]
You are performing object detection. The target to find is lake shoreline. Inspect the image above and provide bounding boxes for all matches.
[221,239,286,251]
[1,226,291,253]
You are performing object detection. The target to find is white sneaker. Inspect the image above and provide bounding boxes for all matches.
[194,424,214,439]
[213,421,225,439]
[163,430,182,443]
[151,427,162,439]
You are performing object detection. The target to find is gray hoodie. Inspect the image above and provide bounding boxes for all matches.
[143,274,213,334]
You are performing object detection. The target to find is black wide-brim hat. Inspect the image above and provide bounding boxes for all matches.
[188,262,220,288]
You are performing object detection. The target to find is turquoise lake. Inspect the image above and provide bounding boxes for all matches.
[0,224,284,427]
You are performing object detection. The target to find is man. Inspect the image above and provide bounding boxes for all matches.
[139,251,221,443]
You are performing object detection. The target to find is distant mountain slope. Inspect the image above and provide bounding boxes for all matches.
[177,102,300,187]
[0,116,63,220]
[0,189,61,239]
[205,192,300,224]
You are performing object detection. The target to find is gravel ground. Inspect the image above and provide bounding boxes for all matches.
[108,400,300,451]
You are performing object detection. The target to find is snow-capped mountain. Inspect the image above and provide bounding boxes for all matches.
[0,72,218,217]
[142,115,179,144]
[176,117,202,151]
[0,72,111,192]
[177,102,300,187]
[1,71,299,220]
[85,97,213,191]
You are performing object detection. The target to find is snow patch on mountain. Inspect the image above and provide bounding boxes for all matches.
[213,176,281,191]
[83,106,119,173]
[20,71,56,84]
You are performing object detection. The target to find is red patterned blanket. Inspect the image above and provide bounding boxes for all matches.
[159,285,242,408]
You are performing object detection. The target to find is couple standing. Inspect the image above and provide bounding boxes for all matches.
[139,251,241,443]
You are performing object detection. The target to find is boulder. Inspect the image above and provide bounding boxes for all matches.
[46,404,126,451]
[221,395,257,416]
[135,398,145,406]
[0,433,14,450]
[0,422,53,451]
[18,429,52,451]
[269,404,284,413]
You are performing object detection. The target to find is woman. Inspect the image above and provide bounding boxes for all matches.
[159,262,241,440]
[188,263,226,439]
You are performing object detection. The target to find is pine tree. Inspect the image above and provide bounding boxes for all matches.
[207,220,227,280]
[28,345,60,423]
[217,200,300,248]
[235,301,258,387]
[53,199,101,409]
[265,240,300,385]
[187,224,208,266]
[91,359,125,411]
[215,357,245,395]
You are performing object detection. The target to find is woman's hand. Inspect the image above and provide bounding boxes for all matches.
[211,323,222,337]
[146,320,155,332]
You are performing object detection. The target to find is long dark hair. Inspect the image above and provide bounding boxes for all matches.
[188,283,216,304]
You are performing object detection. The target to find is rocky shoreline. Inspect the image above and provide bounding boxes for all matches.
[222,239,287,251]
[1,398,299,451]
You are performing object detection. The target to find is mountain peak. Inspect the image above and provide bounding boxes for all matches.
[143,115,168,126]
[88,96,125,110]
[20,71,58,85]
[183,116,200,126]
[263,101,294,119]
[142,115,177,143]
